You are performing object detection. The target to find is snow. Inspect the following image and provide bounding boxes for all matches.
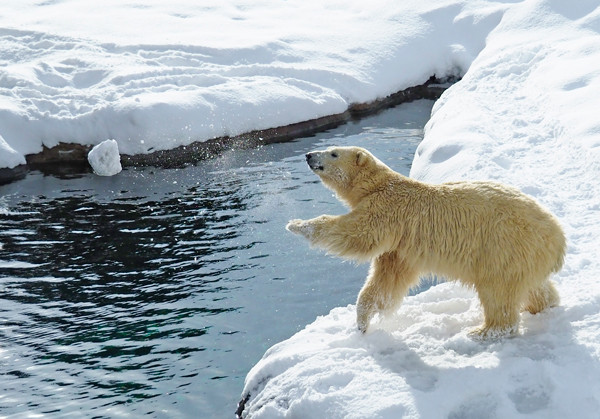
[1,0,599,418]
[0,134,25,169]
[87,139,122,176]
[0,0,505,167]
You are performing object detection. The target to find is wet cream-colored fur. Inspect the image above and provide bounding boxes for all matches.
[286,146,565,339]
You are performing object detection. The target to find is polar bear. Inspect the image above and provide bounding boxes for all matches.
[286,146,565,339]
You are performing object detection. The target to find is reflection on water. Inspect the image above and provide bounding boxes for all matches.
[0,100,433,418]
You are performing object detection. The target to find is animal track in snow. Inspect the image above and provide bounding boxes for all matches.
[508,370,553,414]
[448,393,499,419]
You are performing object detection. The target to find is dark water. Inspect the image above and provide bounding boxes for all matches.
[0,100,433,418]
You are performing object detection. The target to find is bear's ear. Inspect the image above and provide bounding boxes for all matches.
[356,150,368,167]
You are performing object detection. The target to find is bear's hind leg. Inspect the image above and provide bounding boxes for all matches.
[523,278,559,314]
[356,252,418,333]
[471,284,523,340]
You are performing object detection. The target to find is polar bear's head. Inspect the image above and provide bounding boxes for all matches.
[305,146,390,206]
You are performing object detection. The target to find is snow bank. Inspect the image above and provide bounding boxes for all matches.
[241,0,600,417]
[243,287,600,418]
[0,0,505,168]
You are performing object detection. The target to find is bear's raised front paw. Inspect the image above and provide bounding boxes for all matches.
[286,219,313,238]
[286,219,304,233]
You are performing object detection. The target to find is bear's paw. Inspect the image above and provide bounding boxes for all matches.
[286,219,315,239]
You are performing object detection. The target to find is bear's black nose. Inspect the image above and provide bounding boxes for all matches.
[305,153,313,162]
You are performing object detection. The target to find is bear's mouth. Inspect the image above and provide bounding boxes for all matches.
[309,163,324,171]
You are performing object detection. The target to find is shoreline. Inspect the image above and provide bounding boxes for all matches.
[1,76,453,185]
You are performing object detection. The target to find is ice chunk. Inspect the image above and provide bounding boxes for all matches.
[87,139,122,176]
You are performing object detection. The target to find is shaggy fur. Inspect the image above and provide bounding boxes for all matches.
[287,146,566,338]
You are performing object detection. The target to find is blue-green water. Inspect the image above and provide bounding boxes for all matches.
[0,100,433,418]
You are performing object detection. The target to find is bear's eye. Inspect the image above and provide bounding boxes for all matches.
[331,152,338,158]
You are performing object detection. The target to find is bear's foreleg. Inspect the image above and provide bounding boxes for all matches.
[357,252,419,333]
[286,213,387,261]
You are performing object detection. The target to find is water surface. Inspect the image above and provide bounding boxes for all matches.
[0,100,433,418]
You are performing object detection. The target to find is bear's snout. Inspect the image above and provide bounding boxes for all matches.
[305,152,324,171]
